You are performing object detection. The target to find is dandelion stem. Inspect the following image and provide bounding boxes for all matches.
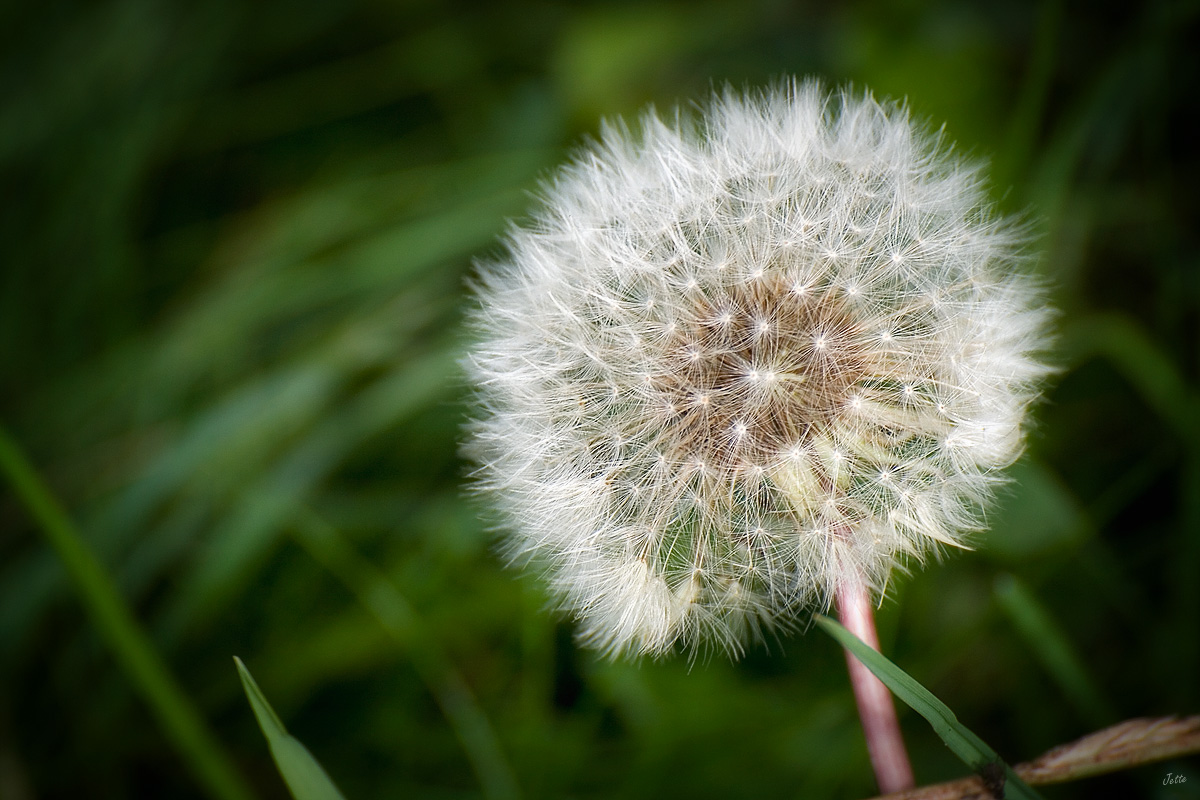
[837,576,915,793]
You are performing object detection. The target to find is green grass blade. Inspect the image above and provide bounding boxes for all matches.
[0,426,255,800]
[1061,313,1199,446]
[234,657,348,800]
[159,343,460,640]
[997,0,1062,193]
[814,614,1044,800]
[994,575,1117,728]
[292,511,520,800]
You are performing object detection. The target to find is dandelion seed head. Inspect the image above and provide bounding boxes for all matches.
[466,80,1049,658]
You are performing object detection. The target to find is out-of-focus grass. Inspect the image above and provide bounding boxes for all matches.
[1,1,1197,798]
[0,426,253,800]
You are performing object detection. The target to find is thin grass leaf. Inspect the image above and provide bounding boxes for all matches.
[980,458,1086,561]
[159,342,460,640]
[996,0,1063,193]
[0,426,255,800]
[234,657,347,800]
[866,716,1200,798]
[1061,312,1199,446]
[1030,2,1169,221]
[813,614,1044,800]
[292,511,520,800]
[994,574,1116,728]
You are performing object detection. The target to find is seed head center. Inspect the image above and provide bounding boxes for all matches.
[650,277,867,468]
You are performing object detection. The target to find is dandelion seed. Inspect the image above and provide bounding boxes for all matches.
[465,80,1048,659]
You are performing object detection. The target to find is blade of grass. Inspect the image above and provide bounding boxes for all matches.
[0,155,545,648]
[1060,313,1200,690]
[1061,312,1199,446]
[994,575,1117,728]
[996,0,1062,193]
[814,614,1043,800]
[0,426,255,800]
[158,341,461,642]
[869,716,1200,798]
[292,510,520,800]
[233,657,347,800]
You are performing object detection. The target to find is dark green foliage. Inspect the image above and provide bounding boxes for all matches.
[2,0,1198,798]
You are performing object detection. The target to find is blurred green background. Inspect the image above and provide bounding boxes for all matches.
[2,0,1197,798]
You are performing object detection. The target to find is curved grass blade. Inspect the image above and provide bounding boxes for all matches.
[0,425,255,800]
[292,510,520,800]
[814,614,1044,800]
[234,657,347,800]
[994,575,1117,728]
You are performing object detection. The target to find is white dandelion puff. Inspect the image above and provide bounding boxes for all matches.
[465,80,1049,659]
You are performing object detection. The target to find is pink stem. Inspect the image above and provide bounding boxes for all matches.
[836,577,915,794]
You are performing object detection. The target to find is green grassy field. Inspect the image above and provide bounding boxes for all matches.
[2,1,1197,797]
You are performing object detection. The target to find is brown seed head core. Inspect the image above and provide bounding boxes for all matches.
[646,275,870,472]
